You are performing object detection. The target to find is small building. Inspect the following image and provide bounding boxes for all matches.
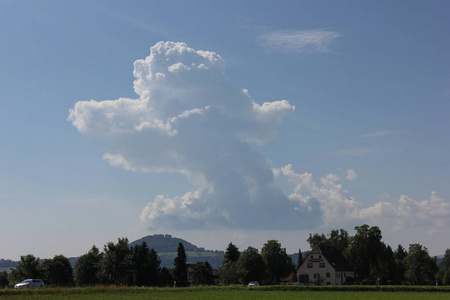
[297,245,355,285]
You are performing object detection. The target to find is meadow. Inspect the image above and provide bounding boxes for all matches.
[1,286,450,300]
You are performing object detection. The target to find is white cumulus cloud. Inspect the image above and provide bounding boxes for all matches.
[69,41,320,230]
[276,165,450,232]
[357,192,450,234]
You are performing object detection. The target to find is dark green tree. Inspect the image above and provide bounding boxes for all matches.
[261,240,293,283]
[131,242,151,286]
[307,229,350,253]
[218,260,242,285]
[344,224,387,283]
[437,249,450,285]
[158,267,173,287]
[74,245,103,286]
[173,242,188,287]
[393,244,407,284]
[223,242,240,263]
[191,261,214,286]
[296,248,304,270]
[404,243,437,285]
[394,244,408,261]
[382,245,396,284]
[40,255,73,286]
[148,248,161,286]
[0,271,8,288]
[237,246,265,284]
[99,238,132,285]
[328,229,351,253]
[218,242,241,285]
[10,255,41,282]
[443,270,450,285]
[307,233,327,248]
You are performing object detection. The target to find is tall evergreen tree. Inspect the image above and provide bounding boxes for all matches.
[381,245,396,284]
[296,248,304,270]
[173,242,188,287]
[131,242,151,286]
[393,244,407,284]
[223,242,240,263]
[219,242,241,285]
[148,248,161,286]
[394,244,408,260]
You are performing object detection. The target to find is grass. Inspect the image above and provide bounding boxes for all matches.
[0,286,449,300]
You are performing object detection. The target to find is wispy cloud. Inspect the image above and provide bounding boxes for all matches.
[260,29,341,53]
[346,169,358,181]
[332,148,372,157]
[359,130,400,138]
[103,9,172,38]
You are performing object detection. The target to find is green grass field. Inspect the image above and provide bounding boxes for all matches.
[1,286,449,300]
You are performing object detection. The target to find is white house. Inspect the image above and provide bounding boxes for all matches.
[297,245,355,285]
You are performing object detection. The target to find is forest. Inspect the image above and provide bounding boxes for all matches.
[1,224,449,288]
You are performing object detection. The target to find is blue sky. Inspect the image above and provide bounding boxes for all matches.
[1,0,449,260]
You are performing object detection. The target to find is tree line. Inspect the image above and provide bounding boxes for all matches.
[305,225,450,285]
[0,238,217,288]
[1,224,450,288]
[217,226,449,286]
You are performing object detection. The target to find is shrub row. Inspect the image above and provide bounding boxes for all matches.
[1,285,450,297]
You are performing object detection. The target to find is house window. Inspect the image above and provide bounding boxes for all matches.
[327,282,330,285]
[319,263,325,268]
[311,255,314,259]
[307,263,313,268]
[326,273,330,278]
[319,255,321,259]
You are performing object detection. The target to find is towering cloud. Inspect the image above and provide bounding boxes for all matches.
[69,41,321,230]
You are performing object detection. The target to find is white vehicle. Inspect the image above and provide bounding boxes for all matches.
[248,281,260,287]
[14,279,45,289]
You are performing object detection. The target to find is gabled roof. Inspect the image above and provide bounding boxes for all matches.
[310,245,354,272]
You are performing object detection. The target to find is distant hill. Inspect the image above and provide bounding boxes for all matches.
[129,234,224,268]
[0,257,79,273]
[0,259,17,273]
